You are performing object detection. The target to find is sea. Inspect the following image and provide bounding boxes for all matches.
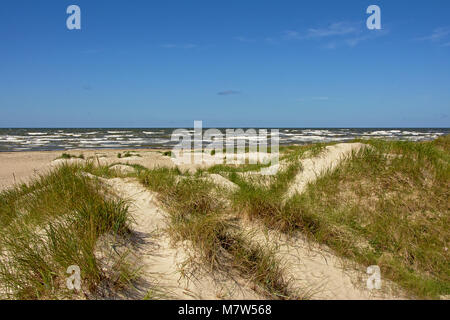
[0,128,448,152]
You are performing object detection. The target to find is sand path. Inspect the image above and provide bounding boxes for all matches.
[286,143,366,198]
[105,177,262,300]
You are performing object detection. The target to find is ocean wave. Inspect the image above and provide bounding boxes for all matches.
[105,135,124,138]
[107,131,131,134]
[27,132,47,136]
[0,129,447,152]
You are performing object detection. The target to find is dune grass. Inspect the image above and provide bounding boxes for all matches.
[229,136,448,299]
[287,137,449,299]
[225,143,327,232]
[0,163,133,299]
[137,167,292,299]
[228,162,300,231]
[57,153,85,160]
[205,163,272,175]
[117,151,141,159]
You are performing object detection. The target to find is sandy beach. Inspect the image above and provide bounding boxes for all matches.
[0,149,175,191]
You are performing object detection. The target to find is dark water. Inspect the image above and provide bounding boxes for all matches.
[0,128,448,152]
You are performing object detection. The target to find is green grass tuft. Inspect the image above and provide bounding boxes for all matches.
[0,164,132,299]
[57,153,85,160]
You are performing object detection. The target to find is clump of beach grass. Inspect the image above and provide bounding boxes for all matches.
[117,151,141,159]
[229,162,301,232]
[0,163,134,299]
[57,153,85,160]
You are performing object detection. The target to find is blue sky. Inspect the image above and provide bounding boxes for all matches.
[0,0,449,128]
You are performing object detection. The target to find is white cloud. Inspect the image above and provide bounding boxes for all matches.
[306,22,359,38]
[236,21,388,48]
[417,27,450,42]
[284,22,359,41]
[160,43,198,49]
[283,30,302,40]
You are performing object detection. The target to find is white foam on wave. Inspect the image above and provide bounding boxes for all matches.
[401,131,429,136]
[4,136,25,142]
[21,139,51,145]
[78,139,108,145]
[224,136,269,142]
[27,132,47,136]
[146,138,169,144]
[289,135,328,142]
[367,130,393,136]
[107,131,131,134]
[61,133,82,137]
[105,135,124,138]
[302,130,333,135]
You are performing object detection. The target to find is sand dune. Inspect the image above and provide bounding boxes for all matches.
[237,219,405,299]
[286,143,366,198]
